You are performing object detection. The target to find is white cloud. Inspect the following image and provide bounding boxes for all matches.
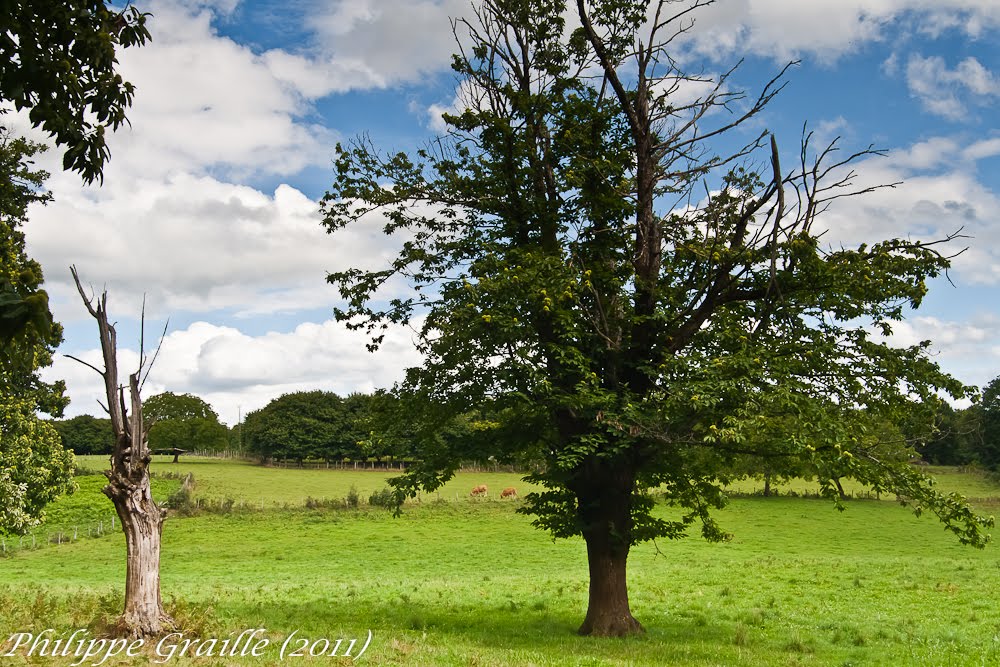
[879,314,1000,391]
[308,0,470,87]
[2,0,342,183]
[678,2,1000,63]
[106,1,341,180]
[807,136,1000,285]
[49,318,424,425]
[25,175,403,325]
[905,54,1000,120]
[962,137,1000,161]
[890,137,961,170]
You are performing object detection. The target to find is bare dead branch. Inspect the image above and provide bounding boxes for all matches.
[140,318,170,393]
[64,354,106,377]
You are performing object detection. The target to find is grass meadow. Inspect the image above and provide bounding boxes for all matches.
[2,457,1000,665]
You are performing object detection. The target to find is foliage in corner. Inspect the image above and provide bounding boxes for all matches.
[0,1,151,183]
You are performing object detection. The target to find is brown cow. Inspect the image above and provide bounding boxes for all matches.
[500,487,517,499]
[470,484,488,497]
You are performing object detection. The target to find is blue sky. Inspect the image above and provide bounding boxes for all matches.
[15,0,1000,425]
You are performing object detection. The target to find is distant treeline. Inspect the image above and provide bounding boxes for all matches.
[242,391,422,464]
[51,374,1000,473]
[910,377,1000,469]
[50,392,231,456]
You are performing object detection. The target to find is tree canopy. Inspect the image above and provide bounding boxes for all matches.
[0,397,74,535]
[977,375,1000,469]
[321,0,992,636]
[0,0,151,533]
[243,391,406,464]
[0,0,150,183]
[0,130,66,415]
[144,392,229,454]
[51,413,114,455]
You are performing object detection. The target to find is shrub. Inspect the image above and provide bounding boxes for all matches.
[166,486,196,516]
[369,486,399,508]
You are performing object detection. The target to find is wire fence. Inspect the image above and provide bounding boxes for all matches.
[1,516,118,557]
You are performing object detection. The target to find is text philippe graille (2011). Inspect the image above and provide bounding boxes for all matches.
[2,628,373,664]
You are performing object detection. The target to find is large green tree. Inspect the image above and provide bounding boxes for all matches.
[0,0,150,183]
[322,0,991,636]
[0,397,73,534]
[1,0,151,534]
[244,391,364,464]
[975,375,1000,469]
[144,392,229,455]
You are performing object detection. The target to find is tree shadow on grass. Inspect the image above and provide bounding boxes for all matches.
[210,597,739,666]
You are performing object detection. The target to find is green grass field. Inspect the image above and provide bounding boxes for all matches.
[3,457,1000,665]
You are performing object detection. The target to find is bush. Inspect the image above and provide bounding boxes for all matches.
[166,486,196,516]
[369,486,399,508]
[345,485,360,508]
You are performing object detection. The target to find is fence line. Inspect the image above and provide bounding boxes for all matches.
[2,515,117,557]
[172,451,524,475]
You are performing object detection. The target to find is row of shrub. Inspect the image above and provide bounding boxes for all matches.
[165,484,401,516]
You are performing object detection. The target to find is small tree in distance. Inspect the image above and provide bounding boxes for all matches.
[144,391,229,457]
[69,267,172,637]
[322,0,992,636]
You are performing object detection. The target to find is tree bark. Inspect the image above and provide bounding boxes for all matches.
[71,267,173,638]
[575,464,644,637]
[579,528,644,636]
[107,475,169,636]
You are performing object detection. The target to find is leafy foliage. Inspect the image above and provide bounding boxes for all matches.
[0,1,151,183]
[0,0,150,535]
[51,414,114,455]
[0,396,76,535]
[243,391,378,463]
[0,130,73,534]
[977,375,1000,469]
[0,130,66,416]
[144,392,228,453]
[324,0,989,547]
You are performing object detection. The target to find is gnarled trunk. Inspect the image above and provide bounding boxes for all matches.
[71,267,173,638]
[576,464,644,637]
[106,470,168,636]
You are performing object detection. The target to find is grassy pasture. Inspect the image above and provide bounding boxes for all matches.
[3,458,1000,665]
[75,455,538,505]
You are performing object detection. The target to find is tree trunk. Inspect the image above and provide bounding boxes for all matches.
[105,466,170,637]
[575,464,644,637]
[763,471,772,497]
[579,529,644,636]
[71,268,173,638]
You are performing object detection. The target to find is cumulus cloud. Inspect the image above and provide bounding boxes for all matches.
[48,318,423,425]
[676,1,1000,64]
[810,136,1000,285]
[905,55,1000,120]
[307,0,469,87]
[106,1,343,181]
[962,137,1000,162]
[25,174,410,327]
[878,314,1000,391]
